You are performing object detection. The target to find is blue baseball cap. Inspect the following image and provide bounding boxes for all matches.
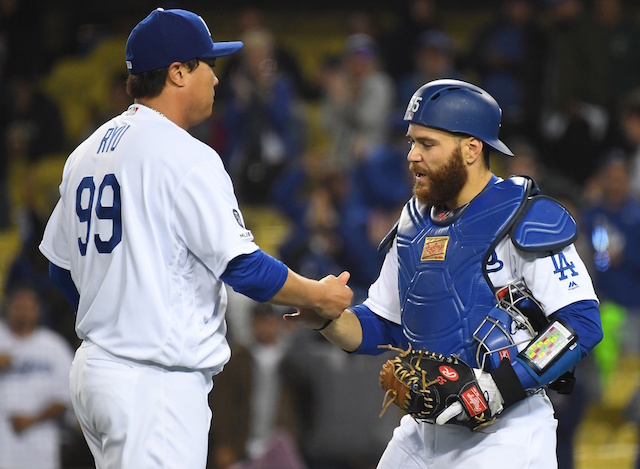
[125,8,243,74]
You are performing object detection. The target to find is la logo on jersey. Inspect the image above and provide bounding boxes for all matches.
[551,252,579,281]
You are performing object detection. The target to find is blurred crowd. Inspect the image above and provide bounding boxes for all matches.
[1,0,640,468]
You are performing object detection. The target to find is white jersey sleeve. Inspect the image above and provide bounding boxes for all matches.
[362,236,598,324]
[488,237,599,315]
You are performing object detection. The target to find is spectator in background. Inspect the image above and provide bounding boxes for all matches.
[4,206,77,349]
[276,166,350,287]
[540,0,608,186]
[378,0,441,82]
[616,88,640,200]
[339,114,413,300]
[77,72,131,143]
[581,151,640,358]
[0,87,10,231]
[3,71,65,165]
[593,0,640,146]
[502,137,593,273]
[217,5,315,100]
[208,302,301,469]
[222,27,306,205]
[0,69,65,231]
[0,286,74,469]
[464,0,549,142]
[320,33,394,173]
[281,328,401,469]
[502,138,583,208]
[396,29,464,110]
[274,131,409,304]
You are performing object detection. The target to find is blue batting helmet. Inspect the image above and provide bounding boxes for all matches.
[403,79,514,156]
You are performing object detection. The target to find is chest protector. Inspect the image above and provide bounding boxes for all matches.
[396,177,531,366]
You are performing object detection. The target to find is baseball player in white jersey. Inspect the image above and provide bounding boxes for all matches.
[0,287,74,469]
[286,79,603,468]
[38,8,352,469]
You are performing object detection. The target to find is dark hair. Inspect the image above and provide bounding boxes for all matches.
[126,59,201,99]
[482,145,491,169]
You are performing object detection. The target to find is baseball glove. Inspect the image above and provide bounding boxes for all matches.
[378,344,504,431]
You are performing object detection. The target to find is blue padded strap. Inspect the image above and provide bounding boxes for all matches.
[510,196,578,252]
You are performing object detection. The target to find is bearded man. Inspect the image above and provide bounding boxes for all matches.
[285,79,603,469]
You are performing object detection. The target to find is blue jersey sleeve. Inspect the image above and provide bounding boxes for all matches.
[512,299,602,390]
[221,249,288,302]
[350,304,407,355]
[49,262,79,312]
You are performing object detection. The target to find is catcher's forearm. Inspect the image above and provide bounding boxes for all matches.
[319,309,363,353]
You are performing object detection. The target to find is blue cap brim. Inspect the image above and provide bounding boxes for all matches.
[203,41,243,59]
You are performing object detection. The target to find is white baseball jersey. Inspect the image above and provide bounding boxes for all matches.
[364,234,598,332]
[0,324,74,469]
[39,104,259,371]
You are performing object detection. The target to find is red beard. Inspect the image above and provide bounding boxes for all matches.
[412,144,468,207]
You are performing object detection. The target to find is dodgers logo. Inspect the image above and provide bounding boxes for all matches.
[551,252,579,281]
[486,250,504,273]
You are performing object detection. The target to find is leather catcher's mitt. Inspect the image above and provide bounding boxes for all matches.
[378,344,500,431]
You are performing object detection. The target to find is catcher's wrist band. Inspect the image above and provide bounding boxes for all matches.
[315,319,333,331]
[489,358,526,408]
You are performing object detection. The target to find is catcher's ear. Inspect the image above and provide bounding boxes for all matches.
[464,137,483,165]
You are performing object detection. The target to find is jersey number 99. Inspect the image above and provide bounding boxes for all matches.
[76,174,122,255]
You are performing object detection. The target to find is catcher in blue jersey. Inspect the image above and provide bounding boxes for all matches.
[286,79,603,468]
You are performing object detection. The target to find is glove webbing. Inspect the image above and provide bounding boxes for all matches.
[379,345,452,419]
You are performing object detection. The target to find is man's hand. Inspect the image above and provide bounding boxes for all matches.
[10,403,67,434]
[435,369,504,426]
[315,271,352,319]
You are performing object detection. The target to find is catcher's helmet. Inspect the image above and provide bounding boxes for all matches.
[403,79,514,156]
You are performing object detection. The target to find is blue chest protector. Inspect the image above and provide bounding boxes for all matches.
[396,176,577,368]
